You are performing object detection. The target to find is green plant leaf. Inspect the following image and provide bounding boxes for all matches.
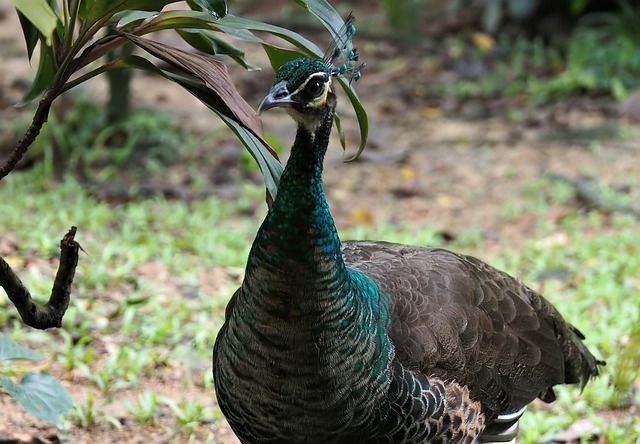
[122,34,264,141]
[133,10,211,32]
[169,74,284,199]
[0,371,72,428]
[177,29,260,70]
[334,112,346,150]
[130,9,265,54]
[77,0,91,20]
[291,0,345,44]
[16,11,39,61]
[10,0,58,46]
[336,77,368,160]
[0,333,42,361]
[217,15,322,56]
[186,0,227,18]
[114,10,157,29]
[83,0,180,31]
[19,42,58,105]
[132,10,251,41]
[105,55,282,199]
[216,113,283,201]
[262,45,304,72]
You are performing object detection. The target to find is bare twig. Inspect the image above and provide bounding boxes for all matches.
[0,88,57,181]
[0,227,81,329]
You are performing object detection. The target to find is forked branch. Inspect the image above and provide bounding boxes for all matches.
[0,227,80,329]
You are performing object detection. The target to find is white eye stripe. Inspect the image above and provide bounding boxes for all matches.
[290,72,329,96]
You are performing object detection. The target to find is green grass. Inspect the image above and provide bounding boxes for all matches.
[0,168,261,439]
[0,168,638,441]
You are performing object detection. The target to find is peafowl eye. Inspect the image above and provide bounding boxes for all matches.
[213,13,604,444]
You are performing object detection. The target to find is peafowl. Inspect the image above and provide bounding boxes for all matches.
[213,14,603,444]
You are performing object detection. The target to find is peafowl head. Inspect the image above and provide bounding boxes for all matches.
[257,13,365,132]
[257,58,334,130]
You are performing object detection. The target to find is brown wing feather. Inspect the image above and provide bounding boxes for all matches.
[341,240,600,421]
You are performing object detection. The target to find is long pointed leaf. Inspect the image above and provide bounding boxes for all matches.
[83,0,180,32]
[218,15,323,56]
[217,114,283,201]
[19,42,58,105]
[186,0,227,18]
[336,77,368,160]
[16,11,39,61]
[135,10,221,33]
[291,0,345,44]
[122,34,264,143]
[107,55,282,198]
[164,73,283,198]
[177,29,260,70]
[139,11,265,44]
[114,10,156,29]
[140,11,319,61]
[334,112,346,150]
[77,0,91,20]
[11,0,58,47]
[164,66,278,198]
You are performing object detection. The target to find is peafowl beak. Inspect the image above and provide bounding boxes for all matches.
[257,81,295,114]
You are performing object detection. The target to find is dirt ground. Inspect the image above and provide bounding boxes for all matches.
[1,2,639,443]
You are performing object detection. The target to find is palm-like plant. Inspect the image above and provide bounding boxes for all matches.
[5,0,368,199]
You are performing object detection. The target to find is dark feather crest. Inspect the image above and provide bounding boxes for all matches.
[323,12,366,83]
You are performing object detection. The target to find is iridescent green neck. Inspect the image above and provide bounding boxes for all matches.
[251,98,344,274]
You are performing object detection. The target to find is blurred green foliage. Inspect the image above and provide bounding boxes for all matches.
[437,26,638,106]
[379,0,422,32]
[3,93,194,181]
[530,2,640,101]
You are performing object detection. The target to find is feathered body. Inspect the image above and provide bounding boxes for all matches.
[213,15,602,443]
